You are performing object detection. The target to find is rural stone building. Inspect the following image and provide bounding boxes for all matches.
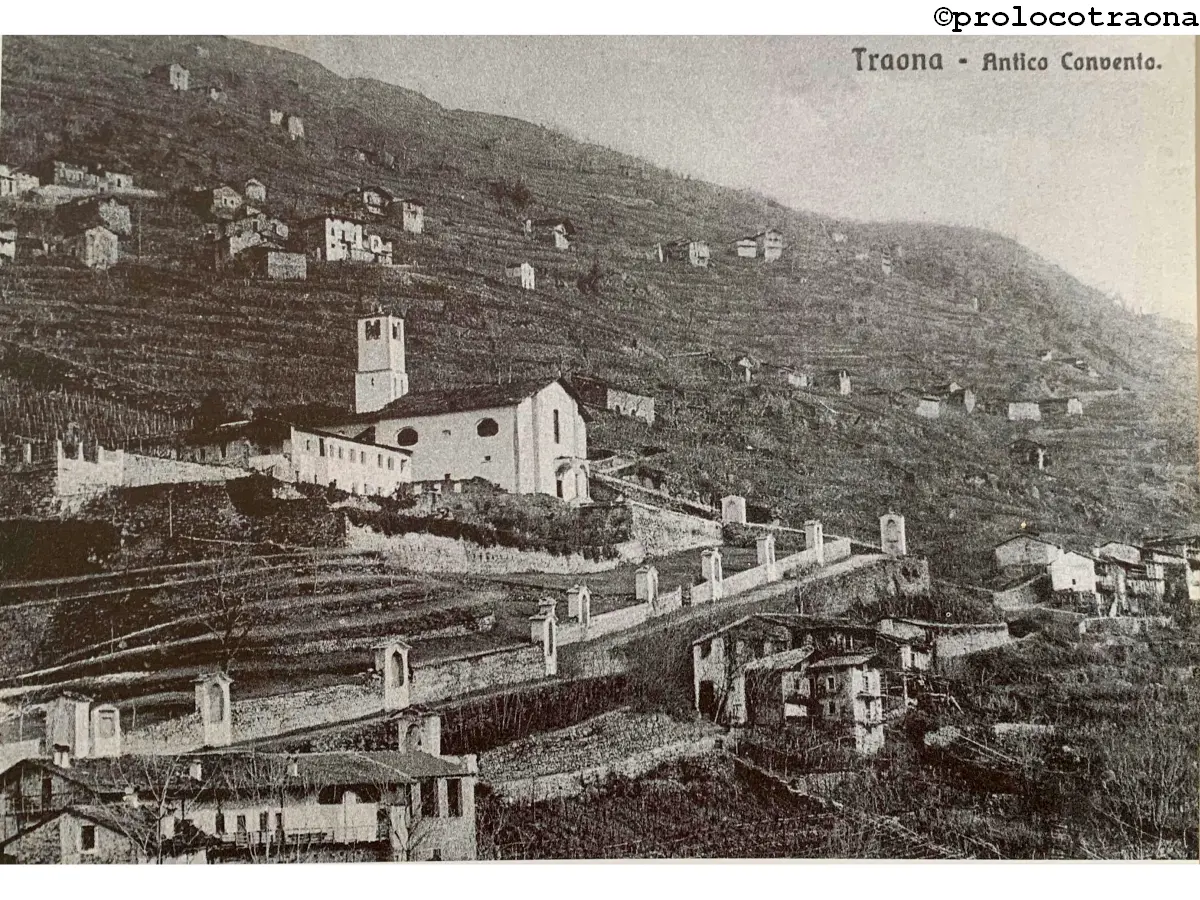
[505,261,535,290]
[242,246,307,281]
[1041,396,1083,418]
[0,164,39,197]
[346,186,393,218]
[1007,401,1041,422]
[733,237,757,258]
[60,225,118,269]
[751,228,784,261]
[993,534,1098,597]
[148,62,190,91]
[244,178,267,203]
[300,215,390,265]
[286,115,305,140]
[400,199,424,235]
[659,239,710,267]
[525,217,574,250]
[57,196,132,237]
[570,375,656,425]
[916,396,942,419]
[1010,438,1050,470]
[0,732,478,862]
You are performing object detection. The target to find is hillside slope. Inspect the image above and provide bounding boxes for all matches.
[0,34,1196,580]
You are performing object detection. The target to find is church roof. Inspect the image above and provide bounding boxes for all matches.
[354,377,585,422]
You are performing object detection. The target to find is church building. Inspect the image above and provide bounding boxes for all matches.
[314,316,590,502]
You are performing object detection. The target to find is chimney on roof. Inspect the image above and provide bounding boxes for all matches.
[188,759,203,781]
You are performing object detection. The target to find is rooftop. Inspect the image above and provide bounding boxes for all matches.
[321,377,583,423]
[808,652,876,670]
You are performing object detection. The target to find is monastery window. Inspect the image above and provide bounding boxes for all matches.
[259,812,269,833]
[699,640,711,659]
[484,455,491,462]
[318,438,326,458]
[447,779,463,817]
[236,815,247,834]
[215,813,225,835]
[337,447,343,460]
[275,813,283,832]
[396,427,419,447]
[377,454,383,468]
[80,824,96,852]
[387,457,394,470]
[365,319,382,340]
[826,676,836,692]
[392,322,399,339]
[360,451,366,464]
[476,417,499,437]
[553,410,561,443]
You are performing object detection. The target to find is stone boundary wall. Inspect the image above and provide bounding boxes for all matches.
[56,444,244,512]
[122,645,549,754]
[558,586,686,647]
[933,623,1013,661]
[688,538,852,607]
[345,523,643,575]
[486,735,722,803]
[627,500,722,556]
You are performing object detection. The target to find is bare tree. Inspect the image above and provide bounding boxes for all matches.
[196,553,272,673]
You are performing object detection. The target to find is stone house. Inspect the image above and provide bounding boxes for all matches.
[1041,396,1083,418]
[197,185,244,218]
[346,186,393,218]
[269,109,284,126]
[400,199,424,235]
[57,196,132,237]
[751,229,784,261]
[242,246,307,281]
[1010,438,1049,470]
[60,225,118,269]
[0,803,211,864]
[659,239,710,267]
[244,178,267,204]
[39,160,96,189]
[733,237,757,258]
[570,375,656,426]
[916,396,942,419]
[0,164,39,197]
[525,217,574,250]
[300,215,389,264]
[286,115,305,140]
[993,534,1097,596]
[1007,401,1041,422]
[691,614,923,728]
[505,261,535,290]
[149,63,190,91]
[0,743,477,862]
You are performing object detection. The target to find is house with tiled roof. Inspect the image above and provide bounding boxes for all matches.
[0,739,477,862]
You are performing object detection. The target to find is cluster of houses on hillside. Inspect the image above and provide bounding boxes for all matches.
[653,228,784,268]
[988,530,1199,615]
[0,688,477,863]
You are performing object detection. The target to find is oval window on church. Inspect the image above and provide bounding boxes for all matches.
[396,427,419,447]
[476,417,499,437]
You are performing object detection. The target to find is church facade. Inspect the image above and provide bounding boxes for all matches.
[315,316,590,502]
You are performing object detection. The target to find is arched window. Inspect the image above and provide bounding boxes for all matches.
[476,417,499,437]
[391,650,406,687]
[396,427,419,447]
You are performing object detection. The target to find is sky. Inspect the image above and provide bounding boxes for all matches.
[254,36,1196,324]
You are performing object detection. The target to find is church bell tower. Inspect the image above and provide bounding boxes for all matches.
[355,315,409,414]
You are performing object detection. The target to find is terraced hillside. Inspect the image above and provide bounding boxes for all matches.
[0,35,1196,581]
